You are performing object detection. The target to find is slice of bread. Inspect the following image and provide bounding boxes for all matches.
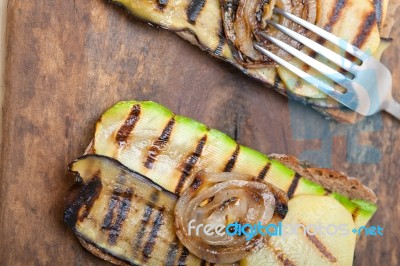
[269,154,377,203]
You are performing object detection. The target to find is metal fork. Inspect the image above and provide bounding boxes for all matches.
[254,8,400,120]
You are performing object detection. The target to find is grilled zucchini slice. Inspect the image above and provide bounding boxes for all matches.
[93,100,377,229]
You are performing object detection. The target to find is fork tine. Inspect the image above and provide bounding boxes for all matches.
[259,34,350,86]
[254,44,347,102]
[266,20,357,73]
[274,7,367,60]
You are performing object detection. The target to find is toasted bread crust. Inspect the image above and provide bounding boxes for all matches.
[269,154,377,203]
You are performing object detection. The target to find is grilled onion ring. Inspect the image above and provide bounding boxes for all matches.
[221,0,317,68]
[174,172,288,263]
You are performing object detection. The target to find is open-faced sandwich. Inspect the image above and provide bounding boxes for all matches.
[107,0,400,123]
[65,101,378,265]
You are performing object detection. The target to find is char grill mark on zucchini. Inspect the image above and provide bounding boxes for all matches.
[304,233,337,263]
[165,242,180,265]
[223,144,240,172]
[145,117,176,169]
[175,135,208,194]
[65,155,202,265]
[133,205,153,255]
[151,190,160,202]
[258,162,271,180]
[101,189,133,244]
[187,0,207,24]
[94,101,377,229]
[214,31,225,56]
[266,241,296,266]
[112,0,383,107]
[177,246,190,265]
[286,173,301,199]
[302,0,348,71]
[142,209,165,262]
[373,0,383,28]
[64,176,103,227]
[352,11,377,48]
[116,104,141,147]
[325,0,347,32]
[352,207,360,220]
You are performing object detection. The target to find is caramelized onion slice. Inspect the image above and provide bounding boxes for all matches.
[221,0,317,67]
[174,172,288,264]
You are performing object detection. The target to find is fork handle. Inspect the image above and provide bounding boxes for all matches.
[384,98,400,120]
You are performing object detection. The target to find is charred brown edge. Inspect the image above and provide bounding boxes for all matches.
[352,11,377,48]
[258,162,271,179]
[175,135,207,194]
[305,233,337,262]
[67,155,178,200]
[287,173,301,199]
[116,104,141,147]
[76,232,140,266]
[223,144,240,172]
[64,176,103,228]
[142,208,165,263]
[175,28,234,62]
[111,0,229,59]
[144,117,176,169]
[102,189,133,245]
[187,0,207,25]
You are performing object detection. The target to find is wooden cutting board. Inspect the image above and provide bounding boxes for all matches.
[1,0,399,265]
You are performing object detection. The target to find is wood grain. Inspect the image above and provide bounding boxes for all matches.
[1,0,399,265]
[0,0,8,145]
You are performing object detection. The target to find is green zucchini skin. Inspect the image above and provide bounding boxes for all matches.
[93,101,377,228]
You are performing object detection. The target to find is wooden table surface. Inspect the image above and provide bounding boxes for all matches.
[0,0,7,144]
[1,0,399,265]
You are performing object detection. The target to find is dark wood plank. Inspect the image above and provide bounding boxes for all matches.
[0,0,399,265]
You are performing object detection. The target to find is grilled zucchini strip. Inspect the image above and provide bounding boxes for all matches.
[111,0,383,106]
[65,155,202,266]
[93,101,377,228]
